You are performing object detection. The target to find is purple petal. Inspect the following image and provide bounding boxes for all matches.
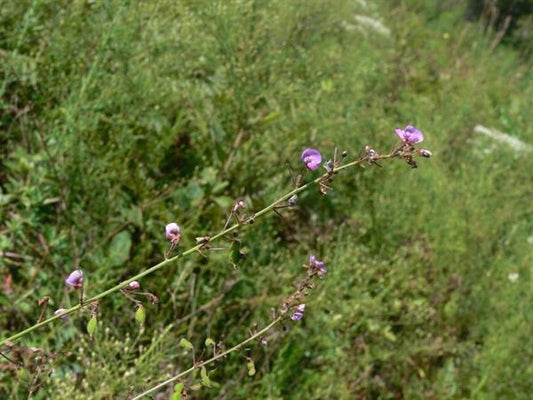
[65,270,83,288]
[301,148,322,170]
[291,312,304,321]
[54,308,69,320]
[404,125,424,143]
[165,222,181,240]
[396,125,424,144]
[309,255,325,268]
[395,128,406,141]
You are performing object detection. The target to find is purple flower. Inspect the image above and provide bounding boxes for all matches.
[290,304,306,321]
[54,308,68,320]
[310,255,327,276]
[291,312,304,321]
[65,270,83,288]
[165,223,181,241]
[301,148,322,170]
[395,125,424,144]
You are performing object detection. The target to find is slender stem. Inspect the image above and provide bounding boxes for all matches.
[36,303,48,324]
[0,350,20,366]
[132,317,282,399]
[0,152,394,346]
[120,290,142,306]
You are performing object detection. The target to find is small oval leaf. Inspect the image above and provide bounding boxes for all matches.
[200,366,211,387]
[108,231,132,267]
[230,239,246,267]
[87,316,97,337]
[171,382,183,400]
[135,305,146,326]
[204,338,215,348]
[179,338,194,351]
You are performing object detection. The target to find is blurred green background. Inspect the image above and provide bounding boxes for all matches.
[1,0,532,399]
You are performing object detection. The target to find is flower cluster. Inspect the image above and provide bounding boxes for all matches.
[290,304,306,321]
[309,255,326,277]
[393,125,432,168]
[395,125,424,145]
[277,255,328,325]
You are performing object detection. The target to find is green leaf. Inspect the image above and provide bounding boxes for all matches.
[204,338,215,348]
[0,293,11,307]
[18,368,30,382]
[108,231,132,267]
[87,316,97,337]
[211,181,229,195]
[171,383,183,400]
[135,305,146,326]
[383,327,397,342]
[179,338,194,351]
[185,181,205,207]
[0,193,13,206]
[200,166,217,185]
[213,195,233,209]
[200,366,211,387]
[230,239,246,267]
[260,110,283,126]
[124,206,143,227]
[42,197,61,205]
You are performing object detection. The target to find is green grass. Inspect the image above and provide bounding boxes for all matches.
[1,0,532,399]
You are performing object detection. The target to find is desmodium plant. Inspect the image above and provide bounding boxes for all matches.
[1,126,431,398]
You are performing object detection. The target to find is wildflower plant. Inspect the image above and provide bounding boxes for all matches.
[0,127,432,398]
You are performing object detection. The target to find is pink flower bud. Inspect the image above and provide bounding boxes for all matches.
[288,195,298,207]
[417,148,432,158]
[165,223,181,241]
[65,270,83,288]
[54,308,69,320]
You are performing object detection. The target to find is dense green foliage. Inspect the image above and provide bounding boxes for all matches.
[1,0,532,398]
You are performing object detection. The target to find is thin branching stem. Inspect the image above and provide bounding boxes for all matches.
[131,317,282,399]
[0,152,394,345]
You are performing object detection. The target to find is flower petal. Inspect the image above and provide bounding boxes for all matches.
[395,128,406,140]
[405,125,424,143]
[65,270,83,288]
[301,148,322,170]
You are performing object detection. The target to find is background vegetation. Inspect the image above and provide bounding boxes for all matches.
[1,0,532,398]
